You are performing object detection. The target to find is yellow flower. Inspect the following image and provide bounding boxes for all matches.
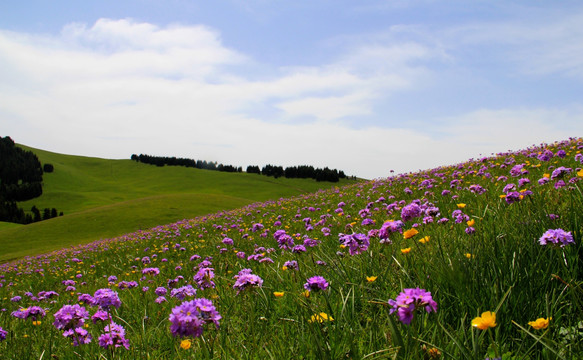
[180,339,192,350]
[578,169,583,177]
[457,203,466,209]
[401,247,412,254]
[528,317,551,330]
[403,228,419,239]
[32,321,42,326]
[543,173,550,178]
[273,291,285,297]
[302,290,310,298]
[471,311,497,330]
[309,312,334,323]
[499,194,506,199]
[466,219,475,227]
[465,253,473,259]
[282,266,288,271]
[419,236,430,244]
[366,276,377,282]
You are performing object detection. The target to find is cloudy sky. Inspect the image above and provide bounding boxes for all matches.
[1,1,582,179]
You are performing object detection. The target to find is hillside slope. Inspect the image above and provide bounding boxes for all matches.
[0,145,356,262]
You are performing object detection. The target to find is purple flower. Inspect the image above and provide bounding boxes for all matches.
[170,285,197,300]
[77,293,96,306]
[92,309,110,324]
[53,304,89,330]
[98,322,130,350]
[304,276,329,292]
[222,237,234,245]
[12,306,46,320]
[155,287,168,296]
[283,260,299,270]
[539,228,575,247]
[141,267,160,276]
[10,296,21,302]
[193,268,216,290]
[0,327,7,341]
[292,245,307,253]
[551,166,572,179]
[169,298,221,338]
[63,327,92,346]
[233,269,263,294]
[94,289,122,310]
[340,233,370,255]
[401,203,422,222]
[388,287,438,325]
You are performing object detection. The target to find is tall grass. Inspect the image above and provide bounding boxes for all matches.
[0,138,582,359]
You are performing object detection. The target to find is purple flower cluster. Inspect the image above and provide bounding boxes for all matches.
[0,327,7,341]
[283,260,299,270]
[170,285,197,300]
[193,267,216,290]
[340,233,370,255]
[388,287,438,325]
[379,220,404,244]
[98,322,130,350]
[12,306,46,321]
[93,288,121,310]
[539,228,575,247]
[233,269,263,294]
[401,203,422,222]
[274,230,294,250]
[53,304,89,330]
[169,298,221,338]
[304,276,329,292]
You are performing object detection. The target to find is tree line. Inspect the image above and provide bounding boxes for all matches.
[131,154,243,173]
[0,136,61,224]
[247,164,347,182]
[130,153,348,183]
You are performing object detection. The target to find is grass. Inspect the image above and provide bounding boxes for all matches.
[0,145,354,262]
[0,138,582,359]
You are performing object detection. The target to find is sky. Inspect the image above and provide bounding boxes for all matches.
[1,1,582,179]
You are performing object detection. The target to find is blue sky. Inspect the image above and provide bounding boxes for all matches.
[1,1,582,179]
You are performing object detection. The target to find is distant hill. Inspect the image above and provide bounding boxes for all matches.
[0,145,357,262]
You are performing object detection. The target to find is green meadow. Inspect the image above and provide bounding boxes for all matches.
[0,139,581,359]
[0,145,354,262]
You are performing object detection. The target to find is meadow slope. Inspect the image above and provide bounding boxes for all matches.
[0,145,355,262]
[0,138,582,359]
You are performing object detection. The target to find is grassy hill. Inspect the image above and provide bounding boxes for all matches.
[0,145,356,262]
[0,138,581,359]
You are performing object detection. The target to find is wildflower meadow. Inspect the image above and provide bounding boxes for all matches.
[1,138,582,359]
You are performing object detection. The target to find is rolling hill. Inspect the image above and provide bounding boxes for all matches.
[0,145,356,262]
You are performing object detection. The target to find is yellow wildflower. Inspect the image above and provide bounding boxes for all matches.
[366,276,377,282]
[466,219,475,227]
[180,339,192,350]
[401,247,412,254]
[457,203,466,209]
[419,236,430,244]
[403,228,419,239]
[528,317,551,330]
[273,291,285,298]
[309,312,334,323]
[578,169,583,177]
[471,311,497,330]
[302,290,310,298]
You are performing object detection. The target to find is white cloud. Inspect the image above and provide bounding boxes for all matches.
[1,17,583,180]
